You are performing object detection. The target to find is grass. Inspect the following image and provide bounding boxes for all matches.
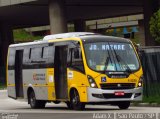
[143,96,160,104]
[0,83,6,90]
[142,83,160,104]
[14,29,43,42]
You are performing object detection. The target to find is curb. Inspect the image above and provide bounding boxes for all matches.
[131,103,160,107]
[0,90,7,92]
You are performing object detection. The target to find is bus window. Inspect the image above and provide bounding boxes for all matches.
[30,47,42,60]
[70,47,84,72]
[8,48,15,69]
[42,46,55,59]
[42,46,55,66]
[73,48,80,59]
[84,42,139,72]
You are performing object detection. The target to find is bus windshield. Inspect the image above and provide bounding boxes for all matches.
[84,42,140,72]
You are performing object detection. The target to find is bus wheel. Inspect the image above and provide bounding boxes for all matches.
[70,89,85,110]
[53,101,61,104]
[117,101,130,109]
[66,101,72,110]
[29,91,46,109]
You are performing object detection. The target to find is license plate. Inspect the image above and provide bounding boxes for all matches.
[114,91,125,96]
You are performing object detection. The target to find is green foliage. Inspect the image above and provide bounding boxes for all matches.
[149,9,160,43]
[14,29,43,42]
[143,96,160,104]
[68,26,74,32]
[131,34,140,44]
[0,83,6,90]
[143,82,160,103]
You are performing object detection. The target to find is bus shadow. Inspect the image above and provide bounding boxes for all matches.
[45,107,118,111]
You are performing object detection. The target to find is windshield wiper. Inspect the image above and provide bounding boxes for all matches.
[104,47,113,72]
[113,48,132,74]
[118,55,132,73]
[104,57,109,72]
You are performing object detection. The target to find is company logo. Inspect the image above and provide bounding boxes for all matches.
[33,73,45,80]
[33,73,37,80]
[117,84,121,87]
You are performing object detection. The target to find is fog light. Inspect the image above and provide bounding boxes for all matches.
[134,93,141,98]
[92,94,104,98]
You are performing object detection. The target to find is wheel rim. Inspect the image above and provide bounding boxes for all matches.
[72,90,79,106]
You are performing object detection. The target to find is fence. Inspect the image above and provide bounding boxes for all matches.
[139,47,160,97]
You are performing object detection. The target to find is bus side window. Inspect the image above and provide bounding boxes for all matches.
[23,47,30,66]
[8,48,15,70]
[70,47,84,72]
[74,48,80,59]
[42,46,54,59]
[42,46,55,65]
[67,48,72,66]
[30,47,42,60]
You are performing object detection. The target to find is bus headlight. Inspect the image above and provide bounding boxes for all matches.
[138,75,143,87]
[87,75,98,88]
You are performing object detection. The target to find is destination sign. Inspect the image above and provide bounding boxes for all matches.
[89,44,125,51]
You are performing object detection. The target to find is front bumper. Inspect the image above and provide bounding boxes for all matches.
[87,87,142,102]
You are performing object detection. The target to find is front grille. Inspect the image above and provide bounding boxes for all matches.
[103,93,132,99]
[100,83,135,90]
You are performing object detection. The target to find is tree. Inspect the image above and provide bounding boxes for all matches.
[149,9,160,43]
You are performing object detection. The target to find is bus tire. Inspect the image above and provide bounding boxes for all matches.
[66,101,72,110]
[117,101,130,109]
[29,91,46,109]
[53,101,61,104]
[70,89,85,110]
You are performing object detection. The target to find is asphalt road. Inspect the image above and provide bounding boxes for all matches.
[0,90,160,119]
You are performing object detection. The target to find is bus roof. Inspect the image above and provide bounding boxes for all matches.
[43,32,97,41]
[9,32,130,47]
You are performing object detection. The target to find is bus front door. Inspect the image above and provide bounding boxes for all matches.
[54,46,68,100]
